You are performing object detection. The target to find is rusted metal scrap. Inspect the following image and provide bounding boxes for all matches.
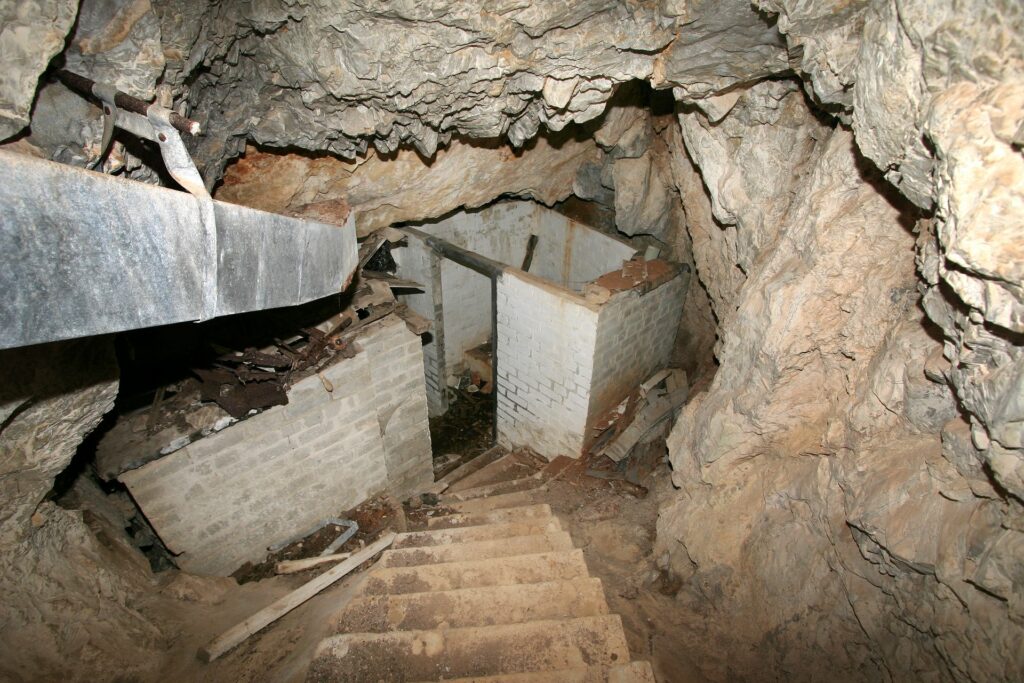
[190,229,432,419]
[194,367,287,418]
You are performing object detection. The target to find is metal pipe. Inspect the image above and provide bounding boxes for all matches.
[56,69,202,136]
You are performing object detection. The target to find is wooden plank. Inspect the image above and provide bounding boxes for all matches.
[275,552,352,575]
[604,388,689,463]
[427,446,507,494]
[639,369,671,396]
[198,532,396,662]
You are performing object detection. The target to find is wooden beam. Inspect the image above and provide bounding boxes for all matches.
[198,532,396,662]
[521,234,539,272]
[275,552,352,575]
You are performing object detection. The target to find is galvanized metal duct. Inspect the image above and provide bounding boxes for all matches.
[0,151,358,350]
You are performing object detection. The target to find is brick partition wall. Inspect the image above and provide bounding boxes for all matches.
[120,315,432,576]
[495,271,600,459]
[391,242,448,417]
[529,210,636,291]
[588,274,689,445]
[394,200,635,416]
[440,259,492,372]
[391,199,687,461]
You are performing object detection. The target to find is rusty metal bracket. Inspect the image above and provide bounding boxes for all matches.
[90,82,119,170]
[62,71,219,320]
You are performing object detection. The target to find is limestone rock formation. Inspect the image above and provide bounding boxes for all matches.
[217,132,602,236]
[0,339,165,682]
[654,3,1024,674]
[0,0,78,140]
[0,0,1020,681]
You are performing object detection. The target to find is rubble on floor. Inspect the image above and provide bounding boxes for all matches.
[590,368,689,463]
[428,382,495,478]
[231,495,404,585]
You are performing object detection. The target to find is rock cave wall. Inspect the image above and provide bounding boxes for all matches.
[0,0,1021,681]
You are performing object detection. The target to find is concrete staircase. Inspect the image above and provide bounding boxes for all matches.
[306,453,654,682]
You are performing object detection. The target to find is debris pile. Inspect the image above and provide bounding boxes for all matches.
[589,368,688,463]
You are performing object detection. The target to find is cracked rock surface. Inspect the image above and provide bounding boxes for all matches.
[0,0,1020,681]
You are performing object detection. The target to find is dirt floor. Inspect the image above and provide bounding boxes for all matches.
[428,386,494,475]
[232,496,404,584]
[542,450,717,682]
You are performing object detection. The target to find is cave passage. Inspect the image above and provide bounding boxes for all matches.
[0,2,1021,683]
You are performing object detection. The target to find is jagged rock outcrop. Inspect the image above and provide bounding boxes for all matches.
[2,0,792,177]
[757,0,1024,501]
[0,0,78,140]
[659,110,1022,681]
[0,339,165,682]
[654,2,1024,676]
[0,0,1020,681]
[217,131,602,236]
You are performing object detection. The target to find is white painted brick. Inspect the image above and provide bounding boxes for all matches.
[120,315,433,576]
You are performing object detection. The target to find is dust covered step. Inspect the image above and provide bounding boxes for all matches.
[426,503,555,530]
[360,550,591,595]
[445,451,536,493]
[307,615,631,682]
[442,476,545,502]
[378,531,574,568]
[446,490,542,514]
[392,519,562,549]
[428,660,657,682]
[333,578,609,632]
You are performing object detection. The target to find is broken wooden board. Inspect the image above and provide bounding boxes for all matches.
[427,446,507,495]
[199,532,395,662]
[363,271,425,291]
[599,369,690,463]
[395,304,431,335]
[276,552,353,575]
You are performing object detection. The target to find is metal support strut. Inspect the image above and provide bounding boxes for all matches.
[57,69,218,320]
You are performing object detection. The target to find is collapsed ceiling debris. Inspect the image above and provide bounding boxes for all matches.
[0,0,1021,682]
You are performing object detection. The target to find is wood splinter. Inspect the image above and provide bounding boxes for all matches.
[198,532,396,662]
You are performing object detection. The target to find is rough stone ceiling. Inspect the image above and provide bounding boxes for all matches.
[2,0,1021,498]
[1,1,1023,681]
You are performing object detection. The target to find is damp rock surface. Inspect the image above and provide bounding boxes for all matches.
[0,1,1020,682]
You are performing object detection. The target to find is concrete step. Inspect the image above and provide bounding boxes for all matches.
[361,550,591,595]
[426,503,554,530]
[307,615,631,682]
[393,519,561,549]
[379,531,574,568]
[431,446,507,493]
[443,476,544,502]
[334,578,609,632]
[446,490,542,515]
[446,452,535,493]
[429,661,657,682]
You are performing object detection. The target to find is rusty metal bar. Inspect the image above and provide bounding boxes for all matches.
[56,69,202,136]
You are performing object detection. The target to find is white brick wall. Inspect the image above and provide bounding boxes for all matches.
[495,271,599,460]
[395,201,633,414]
[393,241,447,416]
[440,259,491,372]
[589,274,687,434]
[529,210,637,291]
[390,200,684,462]
[120,316,432,576]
